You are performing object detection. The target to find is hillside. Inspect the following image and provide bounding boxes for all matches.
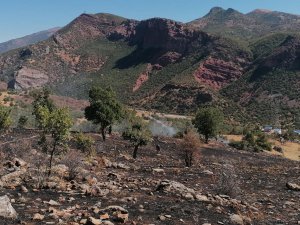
[0,9,299,126]
[0,27,60,54]
[0,13,252,110]
[189,7,300,41]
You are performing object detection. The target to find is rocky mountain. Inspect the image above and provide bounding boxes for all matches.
[0,9,299,126]
[0,27,60,54]
[189,7,300,40]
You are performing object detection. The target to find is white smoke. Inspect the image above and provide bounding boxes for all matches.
[148,116,177,137]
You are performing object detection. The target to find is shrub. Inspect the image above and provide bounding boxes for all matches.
[73,132,95,156]
[61,150,83,181]
[216,163,240,198]
[18,115,28,128]
[181,130,201,167]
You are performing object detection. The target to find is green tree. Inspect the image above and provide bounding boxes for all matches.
[0,105,12,132]
[32,88,55,128]
[122,114,152,159]
[36,106,73,176]
[85,87,123,141]
[193,107,224,143]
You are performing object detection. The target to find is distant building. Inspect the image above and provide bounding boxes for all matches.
[263,125,273,133]
[273,128,282,135]
[294,130,300,135]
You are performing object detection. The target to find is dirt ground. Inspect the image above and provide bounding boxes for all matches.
[0,130,299,225]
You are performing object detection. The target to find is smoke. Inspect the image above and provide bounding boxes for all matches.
[148,116,177,137]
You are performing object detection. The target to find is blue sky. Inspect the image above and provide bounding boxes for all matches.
[1,0,300,43]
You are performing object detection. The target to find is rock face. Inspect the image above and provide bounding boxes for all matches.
[0,195,18,219]
[10,66,49,90]
[194,57,244,89]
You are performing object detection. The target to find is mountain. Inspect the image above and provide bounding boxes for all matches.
[0,9,299,127]
[189,7,300,40]
[0,27,60,54]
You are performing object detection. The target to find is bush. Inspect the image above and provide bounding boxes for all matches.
[73,132,95,156]
[18,115,28,128]
[216,163,240,198]
[181,130,201,167]
[61,150,83,181]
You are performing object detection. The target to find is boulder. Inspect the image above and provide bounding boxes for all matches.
[0,195,18,219]
[156,180,196,199]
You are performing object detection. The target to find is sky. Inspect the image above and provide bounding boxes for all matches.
[1,0,300,43]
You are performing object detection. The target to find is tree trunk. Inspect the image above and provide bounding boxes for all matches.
[133,145,139,159]
[48,142,56,177]
[101,127,106,141]
[108,125,112,135]
[205,135,209,144]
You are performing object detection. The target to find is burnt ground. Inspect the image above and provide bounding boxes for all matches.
[0,130,299,225]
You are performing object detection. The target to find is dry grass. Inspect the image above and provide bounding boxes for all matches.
[225,135,300,161]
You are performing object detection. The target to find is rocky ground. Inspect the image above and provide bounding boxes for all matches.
[0,129,299,225]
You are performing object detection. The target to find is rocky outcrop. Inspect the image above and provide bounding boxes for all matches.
[133,64,152,92]
[131,18,211,55]
[10,67,49,90]
[194,57,244,89]
[135,84,214,114]
[0,195,18,219]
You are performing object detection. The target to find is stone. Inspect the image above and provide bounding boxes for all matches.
[196,194,209,202]
[286,182,300,191]
[115,213,128,223]
[33,213,44,220]
[0,195,18,219]
[156,180,195,199]
[159,215,166,221]
[48,200,61,206]
[230,214,244,225]
[87,217,101,225]
[100,213,109,220]
[102,221,114,225]
[153,168,165,173]
[21,185,28,193]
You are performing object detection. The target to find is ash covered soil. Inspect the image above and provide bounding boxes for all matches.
[0,130,299,225]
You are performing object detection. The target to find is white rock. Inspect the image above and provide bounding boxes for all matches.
[0,195,18,219]
[230,214,244,225]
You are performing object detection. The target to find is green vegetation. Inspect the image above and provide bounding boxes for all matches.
[122,112,152,159]
[229,131,272,152]
[0,105,12,132]
[18,115,28,128]
[85,87,123,141]
[73,132,95,156]
[193,107,224,143]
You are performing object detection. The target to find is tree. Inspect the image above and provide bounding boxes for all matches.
[32,88,55,128]
[122,114,152,159]
[85,87,123,141]
[193,107,224,143]
[0,105,11,132]
[36,106,73,176]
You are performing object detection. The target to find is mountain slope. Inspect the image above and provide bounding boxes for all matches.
[189,7,300,40]
[0,9,299,127]
[0,27,60,54]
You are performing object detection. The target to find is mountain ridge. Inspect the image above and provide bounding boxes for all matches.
[0,8,299,126]
[0,27,60,54]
